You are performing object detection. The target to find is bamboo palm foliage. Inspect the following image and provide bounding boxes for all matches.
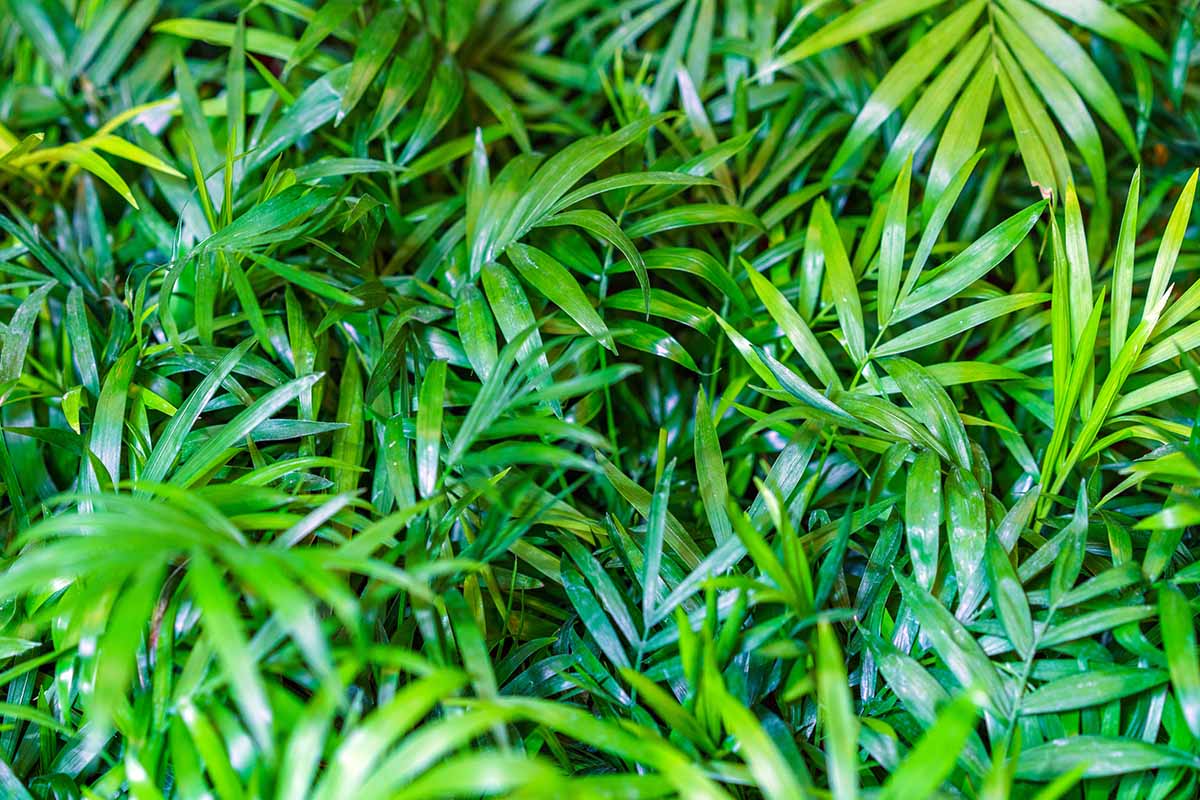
[0,0,1199,797]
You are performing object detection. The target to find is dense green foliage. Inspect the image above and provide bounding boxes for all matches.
[1,0,1200,796]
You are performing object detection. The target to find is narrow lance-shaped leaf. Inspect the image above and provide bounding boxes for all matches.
[905,450,941,590]
[1017,737,1199,780]
[0,281,55,384]
[947,466,986,619]
[694,389,732,544]
[744,261,839,388]
[457,284,497,381]
[879,693,979,800]
[172,373,324,487]
[399,57,464,164]
[339,6,404,121]
[875,294,1049,358]
[828,1,984,175]
[1048,484,1088,604]
[86,348,139,491]
[416,360,447,498]
[142,340,255,485]
[895,571,1011,716]
[814,198,866,365]
[189,550,274,756]
[925,65,994,218]
[984,533,1033,659]
[1021,668,1169,715]
[892,200,1047,323]
[817,621,859,800]
[1160,583,1200,738]
[1148,168,1198,325]
[562,563,631,670]
[507,243,615,353]
[877,156,911,327]
[643,459,675,627]
[768,0,947,72]
[718,688,809,800]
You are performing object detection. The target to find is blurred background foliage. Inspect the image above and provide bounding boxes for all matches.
[1,0,1200,797]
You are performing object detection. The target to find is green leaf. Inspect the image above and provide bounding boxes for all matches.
[172,373,324,487]
[872,30,989,193]
[925,65,994,219]
[54,145,139,207]
[895,571,1010,716]
[905,450,941,590]
[540,209,648,312]
[86,348,139,490]
[642,459,674,626]
[1148,168,1198,321]
[1027,0,1167,60]
[499,116,663,249]
[562,562,631,670]
[367,33,434,140]
[828,1,983,174]
[247,66,349,172]
[1001,0,1137,157]
[339,6,405,121]
[1160,582,1200,738]
[481,261,551,388]
[1021,668,1168,714]
[946,465,986,617]
[400,57,464,164]
[984,533,1033,659]
[718,687,808,800]
[814,199,865,365]
[416,360,447,498]
[313,670,467,798]
[997,15,1106,202]
[154,18,341,69]
[142,340,255,485]
[1048,484,1087,603]
[816,621,858,800]
[242,252,362,307]
[745,262,838,388]
[456,284,498,381]
[197,186,330,254]
[891,200,1047,323]
[1110,169,1141,363]
[0,282,55,384]
[694,388,731,544]
[506,243,614,352]
[189,550,273,755]
[879,693,978,800]
[468,70,531,155]
[331,352,364,496]
[901,151,983,300]
[89,134,184,178]
[625,203,763,238]
[877,157,911,327]
[769,0,947,72]
[1016,737,1199,780]
[875,294,1048,357]
[883,357,970,469]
